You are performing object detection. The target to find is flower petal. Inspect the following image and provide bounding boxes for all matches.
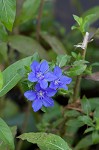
[49,82,58,90]
[54,66,62,77]
[28,72,37,82]
[32,100,42,112]
[24,90,36,101]
[30,61,39,72]
[35,83,41,91]
[46,88,57,97]
[42,97,54,107]
[59,84,68,90]
[40,60,49,73]
[60,75,72,84]
[45,72,57,81]
[39,79,48,89]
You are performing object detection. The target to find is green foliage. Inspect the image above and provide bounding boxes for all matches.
[0,0,16,31]
[0,1,99,150]
[0,71,3,90]
[81,96,91,115]
[66,119,84,128]
[67,60,87,76]
[18,132,72,150]
[94,107,99,131]
[89,98,99,111]
[8,35,49,59]
[68,64,87,76]
[92,131,99,144]
[83,6,99,25]
[56,54,71,67]
[0,126,17,150]
[72,14,96,33]
[84,127,94,134]
[78,116,94,127]
[0,118,15,150]
[41,32,66,55]
[0,54,37,97]
[0,23,8,42]
[74,134,93,150]
[0,43,8,62]
[15,0,40,25]
[10,126,17,138]
[37,102,62,132]
[91,62,99,67]
[64,110,80,118]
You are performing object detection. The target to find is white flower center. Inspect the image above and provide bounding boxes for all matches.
[37,90,44,99]
[54,79,60,85]
[36,72,44,80]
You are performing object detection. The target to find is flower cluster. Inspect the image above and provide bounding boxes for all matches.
[24,60,72,112]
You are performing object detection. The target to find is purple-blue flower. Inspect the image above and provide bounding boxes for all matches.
[28,60,56,89]
[24,84,56,112]
[49,66,72,90]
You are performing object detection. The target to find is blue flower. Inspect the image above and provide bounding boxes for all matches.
[28,60,56,89]
[24,84,56,112]
[49,66,72,90]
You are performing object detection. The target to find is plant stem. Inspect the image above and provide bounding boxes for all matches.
[36,0,45,40]
[73,32,89,102]
[16,102,31,150]
[66,105,93,117]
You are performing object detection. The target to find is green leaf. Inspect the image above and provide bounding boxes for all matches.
[71,52,77,59]
[72,13,97,33]
[73,15,83,26]
[73,60,89,65]
[91,62,99,67]
[89,98,99,111]
[0,55,36,97]
[18,132,72,150]
[38,103,62,131]
[41,102,61,123]
[71,26,77,30]
[92,131,99,144]
[95,118,99,131]
[0,0,16,31]
[82,14,96,32]
[15,0,40,25]
[0,23,8,42]
[0,118,14,150]
[66,119,84,128]
[78,116,94,127]
[67,64,87,76]
[83,6,99,25]
[84,127,94,134]
[72,15,83,32]
[41,32,66,55]
[81,96,91,115]
[74,134,93,150]
[8,35,49,60]
[0,141,7,150]
[64,110,80,118]
[94,107,99,118]
[94,107,99,130]
[10,126,17,138]
[56,54,71,67]
[0,126,17,150]
[0,42,8,61]
[0,71,3,90]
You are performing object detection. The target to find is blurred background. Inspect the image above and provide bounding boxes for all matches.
[0,0,99,150]
[54,0,99,31]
